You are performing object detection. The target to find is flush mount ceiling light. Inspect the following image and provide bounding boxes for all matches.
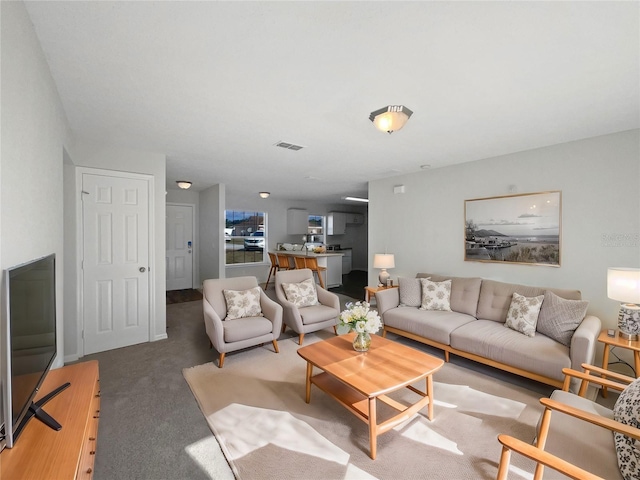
[369,105,413,134]
[259,192,270,199]
[176,181,192,189]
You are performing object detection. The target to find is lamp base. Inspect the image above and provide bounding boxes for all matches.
[619,330,639,341]
[618,303,640,342]
[378,269,390,286]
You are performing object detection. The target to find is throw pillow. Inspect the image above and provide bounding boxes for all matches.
[398,277,422,307]
[282,278,319,308]
[223,287,263,320]
[613,377,640,479]
[504,292,544,337]
[536,290,589,347]
[419,278,452,311]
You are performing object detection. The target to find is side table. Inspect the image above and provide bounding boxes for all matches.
[364,285,398,303]
[598,329,640,397]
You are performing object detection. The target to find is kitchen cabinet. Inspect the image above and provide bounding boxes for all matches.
[327,212,346,235]
[346,213,364,225]
[287,208,308,235]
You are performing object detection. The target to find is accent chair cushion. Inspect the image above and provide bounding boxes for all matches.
[223,287,263,320]
[504,292,544,337]
[613,377,640,479]
[536,290,589,346]
[282,278,319,307]
[398,277,422,307]
[419,278,452,311]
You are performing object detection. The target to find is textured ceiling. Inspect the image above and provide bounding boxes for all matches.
[24,1,639,204]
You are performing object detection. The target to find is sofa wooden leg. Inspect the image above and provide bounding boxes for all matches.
[272,340,280,353]
[381,329,387,338]
[444,351,450,362]
[298,333,304,345]
[218,353,225,368]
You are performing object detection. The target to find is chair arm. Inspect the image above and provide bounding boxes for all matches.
[375,288,400,316]
[316,286,340,311]
[540,397,640,442]
[203,298,225,351]
[260,291,283,334]
[560,367,631,395]
[496,434,604,480]
[579,363,636,385]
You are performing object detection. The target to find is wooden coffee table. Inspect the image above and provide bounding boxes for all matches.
[297,332,444,459]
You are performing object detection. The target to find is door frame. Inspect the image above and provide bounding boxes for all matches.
[75,166,156,358]
[166,202,197,290]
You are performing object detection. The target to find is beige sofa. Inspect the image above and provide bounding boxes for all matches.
[376,273,601,390]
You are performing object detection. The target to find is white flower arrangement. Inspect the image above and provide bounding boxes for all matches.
[337,301,382,335]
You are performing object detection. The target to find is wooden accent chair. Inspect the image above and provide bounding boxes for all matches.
[275,268,339,345]
[202,276,282,368]
[265,252,278,289]
[496,363,638,480]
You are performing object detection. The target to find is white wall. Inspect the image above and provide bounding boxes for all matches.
[199,184,225,284]
[64,140,168,355]
[1,0,72,429]
[369,129,640,351]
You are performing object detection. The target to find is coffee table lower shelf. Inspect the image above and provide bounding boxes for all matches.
[309,371,433,459]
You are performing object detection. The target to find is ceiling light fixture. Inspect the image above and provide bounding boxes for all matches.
[369,105,413,134]
[344,196,369,203]
[259,192,270,199]
[176,181,192,189]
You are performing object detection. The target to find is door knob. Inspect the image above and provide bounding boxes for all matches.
[139,267,146,273]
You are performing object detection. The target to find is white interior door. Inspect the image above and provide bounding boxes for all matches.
[82,172,150,355]
[166,204,194,290]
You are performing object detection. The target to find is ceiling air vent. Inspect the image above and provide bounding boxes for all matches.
[275,141,304,151]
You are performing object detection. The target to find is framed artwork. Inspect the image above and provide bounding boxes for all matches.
[464,191,561,266]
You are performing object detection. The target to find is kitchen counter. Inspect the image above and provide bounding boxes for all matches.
[273,250,344,258]
[272,250,343,287]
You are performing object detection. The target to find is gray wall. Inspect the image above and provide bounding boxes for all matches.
[369,129,640,360]
[199,184,225,284]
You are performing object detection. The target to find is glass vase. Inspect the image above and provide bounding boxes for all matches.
[352,332,371,352]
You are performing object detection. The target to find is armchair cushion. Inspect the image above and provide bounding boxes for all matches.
[298,304,339,325]
[537,290,589,346]
[419,278,452,311]
[223,287,263,320]
[282,278,318,307]
[223,317,275,343]
[613,377,640,479]
[504,292,544,337]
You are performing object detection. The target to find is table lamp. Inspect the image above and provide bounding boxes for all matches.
[373,254,395,286]
[608,267,640,340]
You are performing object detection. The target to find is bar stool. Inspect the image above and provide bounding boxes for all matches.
[276,253,293,272]
[293,256,307,269]
[294,256,326,289]
[265,252,279,289]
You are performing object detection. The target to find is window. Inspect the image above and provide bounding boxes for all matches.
[308,215,325,243]
[225,210,266,265]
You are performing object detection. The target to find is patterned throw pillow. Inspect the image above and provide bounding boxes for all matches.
[399,277,423,307]
[223,287,263,320]
[536,290,589,346]
[504,292,544,337]
[282,278,319,308]
[419,278,452,311]
[613,377,640,479]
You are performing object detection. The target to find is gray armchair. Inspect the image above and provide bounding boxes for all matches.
[275,268,340,345]
[203,276,282,367]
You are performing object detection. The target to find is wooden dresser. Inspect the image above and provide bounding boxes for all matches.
[1,360,100,479]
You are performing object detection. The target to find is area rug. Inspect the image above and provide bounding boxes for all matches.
[183,331,545,479]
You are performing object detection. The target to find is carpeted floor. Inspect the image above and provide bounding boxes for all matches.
[83,295,618,480]
[166,288,203,304]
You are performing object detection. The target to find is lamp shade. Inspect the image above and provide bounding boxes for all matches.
[373,254,395,269]
[608,268,640,304]
[369,105,413,133]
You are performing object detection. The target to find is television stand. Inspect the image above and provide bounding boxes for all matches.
[1,361,100,480]
[14,382,71,440]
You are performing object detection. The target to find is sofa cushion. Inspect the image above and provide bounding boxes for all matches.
[450,320,571,381]
[419,278,452,311]
[383,307,476,345]
[223,287,263,320]
[542,390,620,479]
[476,279,582,323]
[417,274,481,317]
[613,377,640,479]
[537,290,589,347]
[398,277,422,307]
[504,292,544,337]
[282,278,318,307]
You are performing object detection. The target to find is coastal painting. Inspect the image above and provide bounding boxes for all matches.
[464,191,561,266]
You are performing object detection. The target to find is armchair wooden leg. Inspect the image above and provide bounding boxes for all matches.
[298,333,305,345]
[272,340,279,353]
[218,353,225,368]
[333,325,337,335]
[282,323,287,334]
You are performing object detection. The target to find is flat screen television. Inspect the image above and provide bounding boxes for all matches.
[1,254,68,450]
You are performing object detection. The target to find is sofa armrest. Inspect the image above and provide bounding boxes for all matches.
[375,288,400,316]
[568,315,601,393]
